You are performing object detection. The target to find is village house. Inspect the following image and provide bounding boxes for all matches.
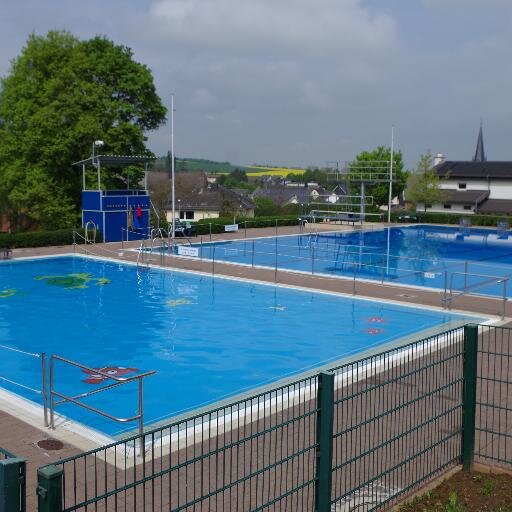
[419,126,512,216]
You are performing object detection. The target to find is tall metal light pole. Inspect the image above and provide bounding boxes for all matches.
[171,94,176,240]
[387,127,395,224]
[92,140,104,190]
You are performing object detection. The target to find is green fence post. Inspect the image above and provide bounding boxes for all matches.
[315,372,334,512]
[37,465,63,512]
[462,324,478,471]
[0,457,26,512]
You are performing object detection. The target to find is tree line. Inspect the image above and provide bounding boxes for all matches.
[0,31,166,231]
[0,31,444,233]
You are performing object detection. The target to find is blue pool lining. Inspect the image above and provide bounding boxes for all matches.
[1,316,493,455]
[0,252,494,453]
[9,251,488,317]
[120,320,494,446]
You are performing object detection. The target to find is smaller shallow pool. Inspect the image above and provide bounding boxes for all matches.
[176,225,512,297]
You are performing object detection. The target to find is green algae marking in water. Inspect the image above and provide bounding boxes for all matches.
[35,273,111,289]
[0,289,16,299]
[166,298,193,307]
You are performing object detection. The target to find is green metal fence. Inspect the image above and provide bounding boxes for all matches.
[474,325,512,470]
[36,324,511,511]
[0,447,26,512]
[329,326,467,510]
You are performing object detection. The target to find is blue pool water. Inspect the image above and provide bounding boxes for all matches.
[0,255,471,436]
[186,225,512,297]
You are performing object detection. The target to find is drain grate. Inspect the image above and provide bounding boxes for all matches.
[37,439,64,451]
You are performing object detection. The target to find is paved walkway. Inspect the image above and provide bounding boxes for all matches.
[0,410,80,507]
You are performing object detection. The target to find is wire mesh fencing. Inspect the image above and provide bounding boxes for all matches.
[36,324,512,512]
[475,325,512,470]
[39,376,320,512]
[329,327,466,510]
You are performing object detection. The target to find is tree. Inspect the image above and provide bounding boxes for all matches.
[286,168,330,188]
[217,169,255,192]
[0,31,166,231]
[406,151,447,211]
[147,172,171,221]
[348,146,407,209]
[254,197,280,217]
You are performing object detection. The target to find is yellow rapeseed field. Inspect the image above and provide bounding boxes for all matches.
[246,166,305,177]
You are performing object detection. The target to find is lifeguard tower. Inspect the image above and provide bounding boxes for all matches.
[73,151,155,242]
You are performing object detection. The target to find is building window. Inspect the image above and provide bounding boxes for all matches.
[458,183,467,189]
[185,211,194,220]
[464,205,472,210]
[425,204,432,208]
[443,204,452,209]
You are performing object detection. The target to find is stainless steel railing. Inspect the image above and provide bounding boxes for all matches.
[0,344,48,427]
[49,355,155,454]
[443,271,509,319]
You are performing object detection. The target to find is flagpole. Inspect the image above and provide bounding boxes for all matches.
[171,93,175,240]
[387,126,394,224]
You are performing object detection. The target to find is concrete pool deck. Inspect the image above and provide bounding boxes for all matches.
[1,222,512,510]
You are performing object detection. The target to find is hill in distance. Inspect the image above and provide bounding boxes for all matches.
[156,156,305,176]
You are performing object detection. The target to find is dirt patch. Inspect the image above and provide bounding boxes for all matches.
[398,471,512,511]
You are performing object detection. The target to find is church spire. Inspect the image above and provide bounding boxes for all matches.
[473,122,486,162]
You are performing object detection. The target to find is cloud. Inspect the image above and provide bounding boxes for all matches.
[149,0,397,60]
[1,0,512,166]
[422,0,511,7]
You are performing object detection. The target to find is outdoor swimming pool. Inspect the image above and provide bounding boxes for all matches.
[0,255,472,437]
[186,225,512,297]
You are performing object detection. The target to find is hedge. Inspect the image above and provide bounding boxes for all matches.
[391,211,510,227]
[3,211,508,250]
[190,215,300,235]
[0,228,98,249]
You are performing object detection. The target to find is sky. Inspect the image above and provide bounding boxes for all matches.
[0,0,511,169]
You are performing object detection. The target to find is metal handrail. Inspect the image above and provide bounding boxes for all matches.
[49,355,155,454]
[149,198,161,230]
[137,239,148,267]
[0,345,48,427]
[443,271,508,318]
[84,221,97,243]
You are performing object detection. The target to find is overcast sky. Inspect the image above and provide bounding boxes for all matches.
[1,0,511,168]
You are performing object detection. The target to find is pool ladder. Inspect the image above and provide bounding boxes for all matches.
[442,268,509,319]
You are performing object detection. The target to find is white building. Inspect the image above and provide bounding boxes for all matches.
[420,126,512,216]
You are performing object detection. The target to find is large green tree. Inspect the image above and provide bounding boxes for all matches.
[0,31,166,231]
[348,146,407,209]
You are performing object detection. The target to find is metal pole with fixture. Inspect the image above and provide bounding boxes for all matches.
[92,140,104,190]
[171,94,176,241]
[387,127,394,224]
